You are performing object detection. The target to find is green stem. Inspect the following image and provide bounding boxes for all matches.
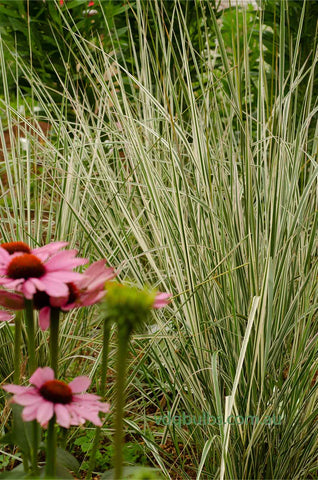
[49,308,60,377]
[24,300,36,374]
[45,308,60,479]
[45,416,56,479]
[114,328,130,480]
[85,320,111,479]
[24,300,38,476]
[13,312,22,384]
[13,315,28,473]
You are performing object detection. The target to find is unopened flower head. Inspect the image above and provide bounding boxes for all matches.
[103,281,171,333]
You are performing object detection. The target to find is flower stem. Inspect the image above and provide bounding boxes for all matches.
[45,415,56,479]
[50,308,60,377]
[13,312,22,384]
[45,308,60,479]
[114,328,130,480]
[85,320,111,479]
[24,300,38,476]
[24,300,36,374]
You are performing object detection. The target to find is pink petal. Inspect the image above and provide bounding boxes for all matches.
[72,393,101,402]
[40,277,69,297]
[0,247,10,263]
[73,406,102,426]
[30,367,54,388]
[66,404,81,425]
[0,291,25,310]
[45,250,87,271]
[153,292,172,309]
[21,279,37,299]
[55,404,71,428]
[30,278,46,291]
[68,376,91,394]
[79,290,106,307]
[0,279,23,289]
[42,271,84,282]
[78,260,108,289]
[36,400,54,426]
[32,242,68,258]
[3,385,33,394]
[22,404,39,422]
[61,302,76,311]
[49,295,69,308]
[0,311,13,322]
[39,307,51,331]
[13,393,42,406]
[83,268,115,292]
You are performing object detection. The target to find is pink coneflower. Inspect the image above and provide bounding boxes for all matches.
[33,260,116,331]
[1,241,68,262]
[3,367,110,428]
[0,247,87,300]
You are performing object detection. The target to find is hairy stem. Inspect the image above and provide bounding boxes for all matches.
[45,308,60,478]
[85,320,111,479]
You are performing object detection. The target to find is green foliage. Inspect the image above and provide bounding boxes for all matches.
[0,0,317,479]
[0,0,129,102]
[0,452,10,469]
[74,429,147,473]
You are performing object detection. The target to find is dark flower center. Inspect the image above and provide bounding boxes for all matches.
[1,242,31,255]
[33,290,50,310]
[7,254,46,279]
[67,282,80,304]
[39,380,73,404]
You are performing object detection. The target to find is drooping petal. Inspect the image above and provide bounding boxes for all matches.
[22,279,37,299]
[78,260,109,289]
[79,290,106,307]
[22,403,40,422]
[0,278,23,289]
[0,310,14,322]
[49,295,69,308]
[36,400,54,426]
[39,277,70,298]
[13,393,43,406]
[73,406,102,426]
[39,307,51,331]
[42,271,84,282]
[152,292,172,309]
[30,367,55,388]
[55,404,71,428]
[72,393,101,402]
[3,385,34,394]
[30,278,46,291]
[68,376,91,394]
[0,291,25,310]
